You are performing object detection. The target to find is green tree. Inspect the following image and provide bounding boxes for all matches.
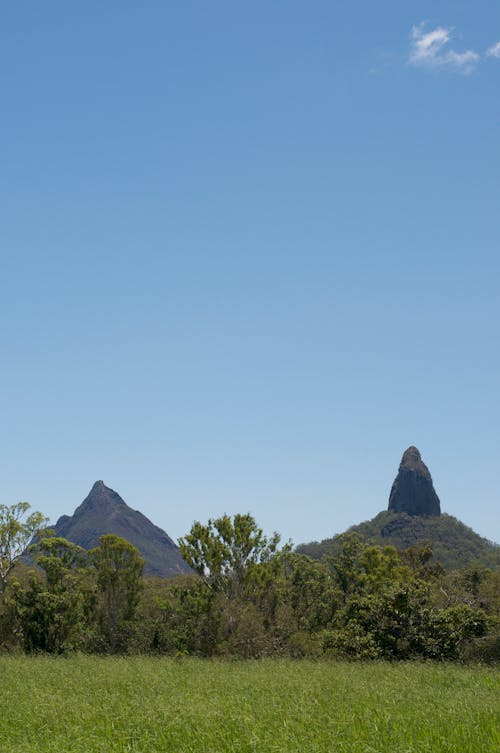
[0,502,48,593]
[89,534,144,653]
[327,534,366,599]
[132,573,213,655]
[285,553,338,633]
[178,514,288,656]
[179,513,283,596]
[426,604,489,659]
[36,536,89,588]
[400,542,445,581]
[13,537,95,653]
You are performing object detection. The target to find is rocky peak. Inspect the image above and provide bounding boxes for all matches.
[53,481,192,577]
[75,480,126,516]
[388,446,441,516]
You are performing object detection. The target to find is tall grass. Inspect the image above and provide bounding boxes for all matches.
[0,657,497,753]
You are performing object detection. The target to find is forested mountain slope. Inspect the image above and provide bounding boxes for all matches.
[297,511,499,571]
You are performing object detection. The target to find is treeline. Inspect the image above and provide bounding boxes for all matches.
[0,506,498,660]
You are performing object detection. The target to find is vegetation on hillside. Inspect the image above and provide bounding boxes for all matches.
[297,511,499,571]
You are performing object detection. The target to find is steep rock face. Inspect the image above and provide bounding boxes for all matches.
[388,446,441,517]
[53,481,191,577]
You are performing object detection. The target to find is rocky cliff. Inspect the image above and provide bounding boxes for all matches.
[388,446,441,516]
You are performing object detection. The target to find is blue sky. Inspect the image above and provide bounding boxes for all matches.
[1,2,499,546]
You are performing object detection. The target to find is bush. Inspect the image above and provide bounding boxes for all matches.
[286,631,322,658]
[322,624,381,659]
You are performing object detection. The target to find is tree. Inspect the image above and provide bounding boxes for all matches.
[178,513,283,596]
[286,553,338,633]
[327,534,366,599]
[0,502,48,593]
[178,514,288,656]
[89,534,144,653]
[36,536,89,588]
[13,537,95,654]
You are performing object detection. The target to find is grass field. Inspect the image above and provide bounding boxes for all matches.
[0,657,498,753]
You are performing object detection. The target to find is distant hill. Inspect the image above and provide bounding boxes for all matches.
[296,511,499,571]
[297,447,499,571]
[53,481,191,577]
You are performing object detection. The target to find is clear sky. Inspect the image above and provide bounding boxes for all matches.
[1,2,499,547]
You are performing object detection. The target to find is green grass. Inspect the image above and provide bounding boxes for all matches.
[0,657,498,753]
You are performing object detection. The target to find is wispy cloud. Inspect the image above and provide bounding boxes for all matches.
[486,41,500,59]
[409,23,480,74]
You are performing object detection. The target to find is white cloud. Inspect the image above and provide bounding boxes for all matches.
[409,25,451,64]
[409,23,480,74]
[486,41,500,59]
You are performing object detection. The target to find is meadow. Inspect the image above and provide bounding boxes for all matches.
[0,657,498,753]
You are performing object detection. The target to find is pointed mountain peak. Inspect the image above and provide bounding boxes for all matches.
[53,481,191,577]
[388,446,441,516]
[402,445,421,463]
[399,446,432,477]
[80,480,126,511]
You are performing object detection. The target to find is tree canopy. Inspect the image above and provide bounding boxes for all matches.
[178,513,284,593]
[0,502,48,593]
[0,507,497,661]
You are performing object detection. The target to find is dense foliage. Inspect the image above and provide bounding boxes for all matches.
[297,511,499,571]
[0,502,48,593]
[0,505,498,660]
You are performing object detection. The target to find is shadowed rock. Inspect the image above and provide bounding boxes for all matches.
[388,447,441,517]
[53,481,191,576]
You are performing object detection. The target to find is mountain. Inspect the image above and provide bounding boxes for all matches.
[297,447,499,571]
[53,481,191,577]
[388,446,441,516]
[297,512,498,571]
